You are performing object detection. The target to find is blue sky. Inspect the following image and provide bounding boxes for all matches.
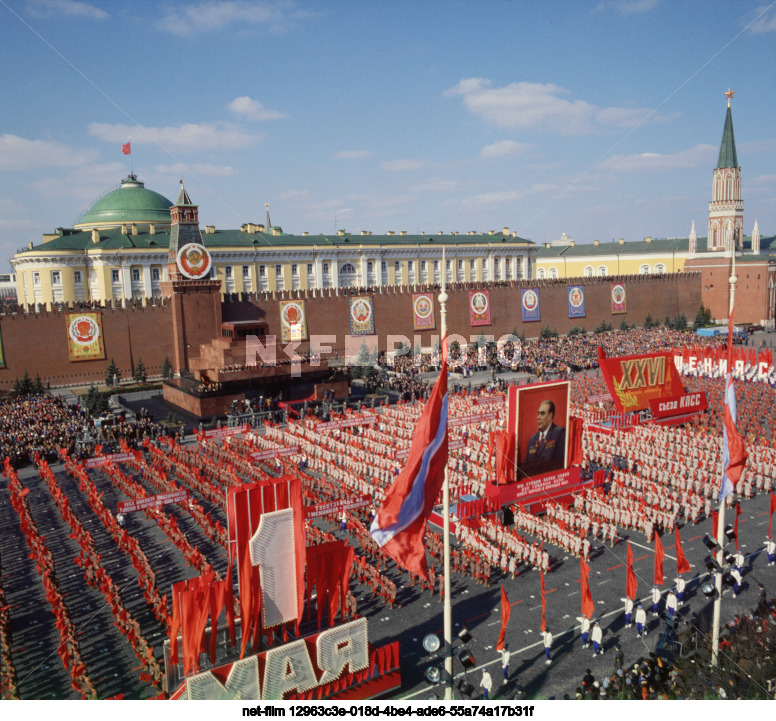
[1,0,775,267]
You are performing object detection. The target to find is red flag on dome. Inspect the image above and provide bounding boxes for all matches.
[122,141,131,155]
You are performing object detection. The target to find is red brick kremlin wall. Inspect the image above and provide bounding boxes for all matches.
[0,273,701,388]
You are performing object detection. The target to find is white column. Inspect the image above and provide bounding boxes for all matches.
[142,265,153,298]
[314,257,323,290]
[331,257,339,288]
[121,265,132,307]
[360,255,368,287]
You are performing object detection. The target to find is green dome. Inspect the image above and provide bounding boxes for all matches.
[75,175,174,229]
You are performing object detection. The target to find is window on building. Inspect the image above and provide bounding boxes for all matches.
[537,267,546,279]
[596,265,608,277]
[421,260,426,272]
[367,261,373,273]
[494,258,500,270]
[225,266,233,278]
[434,260,440,271]
[51,271,61,285]
[548,267,558,279]
[73,270,82,284]
[446,260,451,271]
[381,261,387,272]
[151,268,160,281]
[408,261,414,271]
[291,264,298,277]
[322,262,329,274]
[340,263,356,274]
[259,265,266,277]
[654,264,666,274]
[583,266,594,277]
[243,265,250,277]
[470,259,476,272]
[307,264,313,276]
[111,269,120,283]
[275,264,282,277]
[458,259,463,271]
[639,264,651,275]
[132,268,141,282]
[394,261,400,273]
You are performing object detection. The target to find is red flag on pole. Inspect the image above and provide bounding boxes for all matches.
[580,557,595,619]
[122,141,131,155]
[721,306,747,501]
[370,361,448,580]
[711,509,720,539]
[495,584,511,651]
[540,571,546,632]
[626,541,638,599]
[674,526,691,575]
[733,502,742,550]
[769,492,776,538]
[654,531,665,586]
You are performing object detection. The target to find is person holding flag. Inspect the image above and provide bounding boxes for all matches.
[766,537,775,567]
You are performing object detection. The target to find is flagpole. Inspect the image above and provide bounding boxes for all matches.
[439,247,453,699]
[711,243,737,667]
[129,136,133,177]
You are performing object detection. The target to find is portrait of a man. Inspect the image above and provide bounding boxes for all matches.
[519,399,566,476]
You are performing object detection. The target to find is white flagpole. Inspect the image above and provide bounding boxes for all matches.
[711,241,737,666]
[439,247,453,699]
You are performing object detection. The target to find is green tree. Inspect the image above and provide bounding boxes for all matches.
[105,358,120,387]
[644,314,654,328]
[84,384,109,416]
[567,325,583,337]
[32,373,44,394]
[161,356,172,379]
[133,357,147,383]
[694,306,706,328]
[594,320,612,334]
[619,318,629,331]
[11,371,34,397]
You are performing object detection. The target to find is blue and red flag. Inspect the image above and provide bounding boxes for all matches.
[720,307,747,502]
[370,360,448,580]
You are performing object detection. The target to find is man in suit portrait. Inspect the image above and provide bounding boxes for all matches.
[519,399,566,476]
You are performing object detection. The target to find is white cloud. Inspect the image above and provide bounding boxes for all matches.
[278,189,309,201]
[155,1,313,37]
[749,5,776,33]
[29,162,129,201]
[481,140,530,158]
[381,158,426,172]
[598,143,715,172]
[458,190,524,207]
[88,121,261,152]
[26,0,108,19]
[228,96,286,121]
[410,178,459,193]
[156,162,236,177]
[595,0,660,15]
[0,134,99,170]
[446,77,666,135]
[335,150,374,159]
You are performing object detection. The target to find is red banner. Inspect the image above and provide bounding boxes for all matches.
[84,450,141,468]
[118,488,189,514]
[474,395,504,405]
[649,391,708,419]
[250,445,301,461]
[203,424,248,438]
[598,348,685,413]
[304,495,371,519]
[469,289,491,327]
[449,411,498,427]
[315,415,377,432]
[496,466,582,505]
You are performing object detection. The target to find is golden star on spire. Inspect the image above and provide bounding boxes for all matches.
[724,88,735,106]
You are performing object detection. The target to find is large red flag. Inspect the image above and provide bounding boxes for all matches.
[654,531,665,586]
[674,526,691,575]
[495,584,511,651]
[122,140,131,155]
[769,492,776,538]
[626,541,638,599]
[540,571,546,632]
[580,557,595,619]
[371,361,448,580]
